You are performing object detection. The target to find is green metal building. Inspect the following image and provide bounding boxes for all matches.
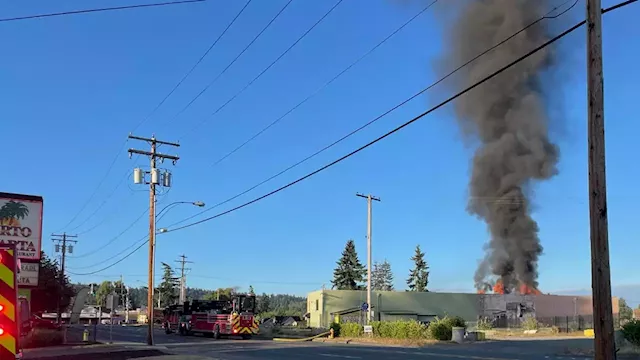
[306,289,613,329]
[306,289,479,328]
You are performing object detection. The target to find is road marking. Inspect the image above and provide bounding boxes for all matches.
[405,351,520,360]
[318,354,362,359]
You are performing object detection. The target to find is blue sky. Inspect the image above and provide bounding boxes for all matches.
[2,0,639,303]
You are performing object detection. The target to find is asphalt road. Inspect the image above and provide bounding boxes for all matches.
[87,325,596,360]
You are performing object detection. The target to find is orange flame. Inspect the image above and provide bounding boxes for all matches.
[493,280,505,294]
[477,289,486,294]
[519,283,542,295]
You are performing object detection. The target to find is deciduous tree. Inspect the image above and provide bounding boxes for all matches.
[31,252,75,313]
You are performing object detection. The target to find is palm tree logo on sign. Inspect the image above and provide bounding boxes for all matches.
[0,200,30,227]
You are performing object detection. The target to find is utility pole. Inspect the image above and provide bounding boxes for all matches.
[586,1,615,360]
[175,254,193,304]
[120,275,130,324]
[356,193,380,324]
[128,134,179,346]
[52,233,77,324]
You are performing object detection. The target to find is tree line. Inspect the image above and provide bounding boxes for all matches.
[83,263,306,318]
[331,239,430,292]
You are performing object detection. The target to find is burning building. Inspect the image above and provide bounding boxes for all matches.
[477,279,542,295]
[434,0,568,293]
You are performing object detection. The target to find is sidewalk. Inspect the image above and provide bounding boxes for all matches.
[22,344,170,360]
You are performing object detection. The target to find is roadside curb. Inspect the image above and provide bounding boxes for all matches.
[22,344,171,359]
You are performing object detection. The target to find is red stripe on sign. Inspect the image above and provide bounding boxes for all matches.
[0,249,15,270]
[0,310,17,340]
[0,266,16,304]
[0,344,16,359]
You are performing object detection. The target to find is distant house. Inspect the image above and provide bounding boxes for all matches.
[261,316,305,327]
[633,308,640,320]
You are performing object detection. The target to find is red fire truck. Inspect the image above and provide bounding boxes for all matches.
[163,294,258,339]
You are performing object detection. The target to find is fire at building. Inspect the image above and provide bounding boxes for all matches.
[477,279,542,295]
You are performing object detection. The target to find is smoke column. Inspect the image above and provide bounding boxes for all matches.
[434,0,561,293]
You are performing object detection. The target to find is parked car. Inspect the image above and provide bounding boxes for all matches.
[31,314,61,330]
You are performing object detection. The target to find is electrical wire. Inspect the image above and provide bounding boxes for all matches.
[159,0,294,129]
[68,167,132,233]
[210,0,440,168]
[178,0,344,139]
[67,236,148,275]
[76,192,136,236]
[70,207,149,259]
[68,272,322,285]
[54,2,251,233]
[0,0,207,23]
[130,0,254,134]
[163,0,621,235]
[67,0,636,276]
[68,200,191,268]
[164,0,579,229]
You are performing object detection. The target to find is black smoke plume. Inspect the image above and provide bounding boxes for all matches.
[434,0,562,293]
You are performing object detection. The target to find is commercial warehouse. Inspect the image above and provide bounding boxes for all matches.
[306,289,619,329]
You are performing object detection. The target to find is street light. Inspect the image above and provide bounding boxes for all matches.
[147,200,204,345]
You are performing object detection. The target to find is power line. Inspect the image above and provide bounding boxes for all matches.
[179,0,344,139]
[67,235,148,271]
[0,0,207,23]
[67,199,184,267]
[68,237,148,275]
[162,1,618,235]
[67,0,635,277]
[68,167,133,233]
[160,0,293,128]
[69,207,149,259]
[54,1,250,233]
[130,0,254,134]
[68,272,323,285]
[163,0,579,230]
[210,0,440,168]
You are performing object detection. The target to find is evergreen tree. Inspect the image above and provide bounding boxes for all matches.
[331,239,366,290]
[619,298,633,323]
[257,293,271,313]
[371,260,394,291]
[248,285,255,296]
[157,262,179,306]
[406,245,429,292]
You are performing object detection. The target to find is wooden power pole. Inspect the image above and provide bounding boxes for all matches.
[586,1,616,359]
[128,134,180,346]
[356,193,380,324]
[52,233,77,324]
[175,254,193,304]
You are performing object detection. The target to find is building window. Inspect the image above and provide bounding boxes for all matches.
[315,299,319,311]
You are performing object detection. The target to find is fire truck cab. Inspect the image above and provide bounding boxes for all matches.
[165,294,258,339]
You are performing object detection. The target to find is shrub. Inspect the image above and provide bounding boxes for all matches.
[476,318,493,330]
[442,316,466,329]
[340,323,364,337]
[429,322,451,341]
[621,319,640,346]
[22,328,64,349]
[329,322,341,337]
[428,316,466,341]
[370,320,429,339]
[521,317,539,330]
